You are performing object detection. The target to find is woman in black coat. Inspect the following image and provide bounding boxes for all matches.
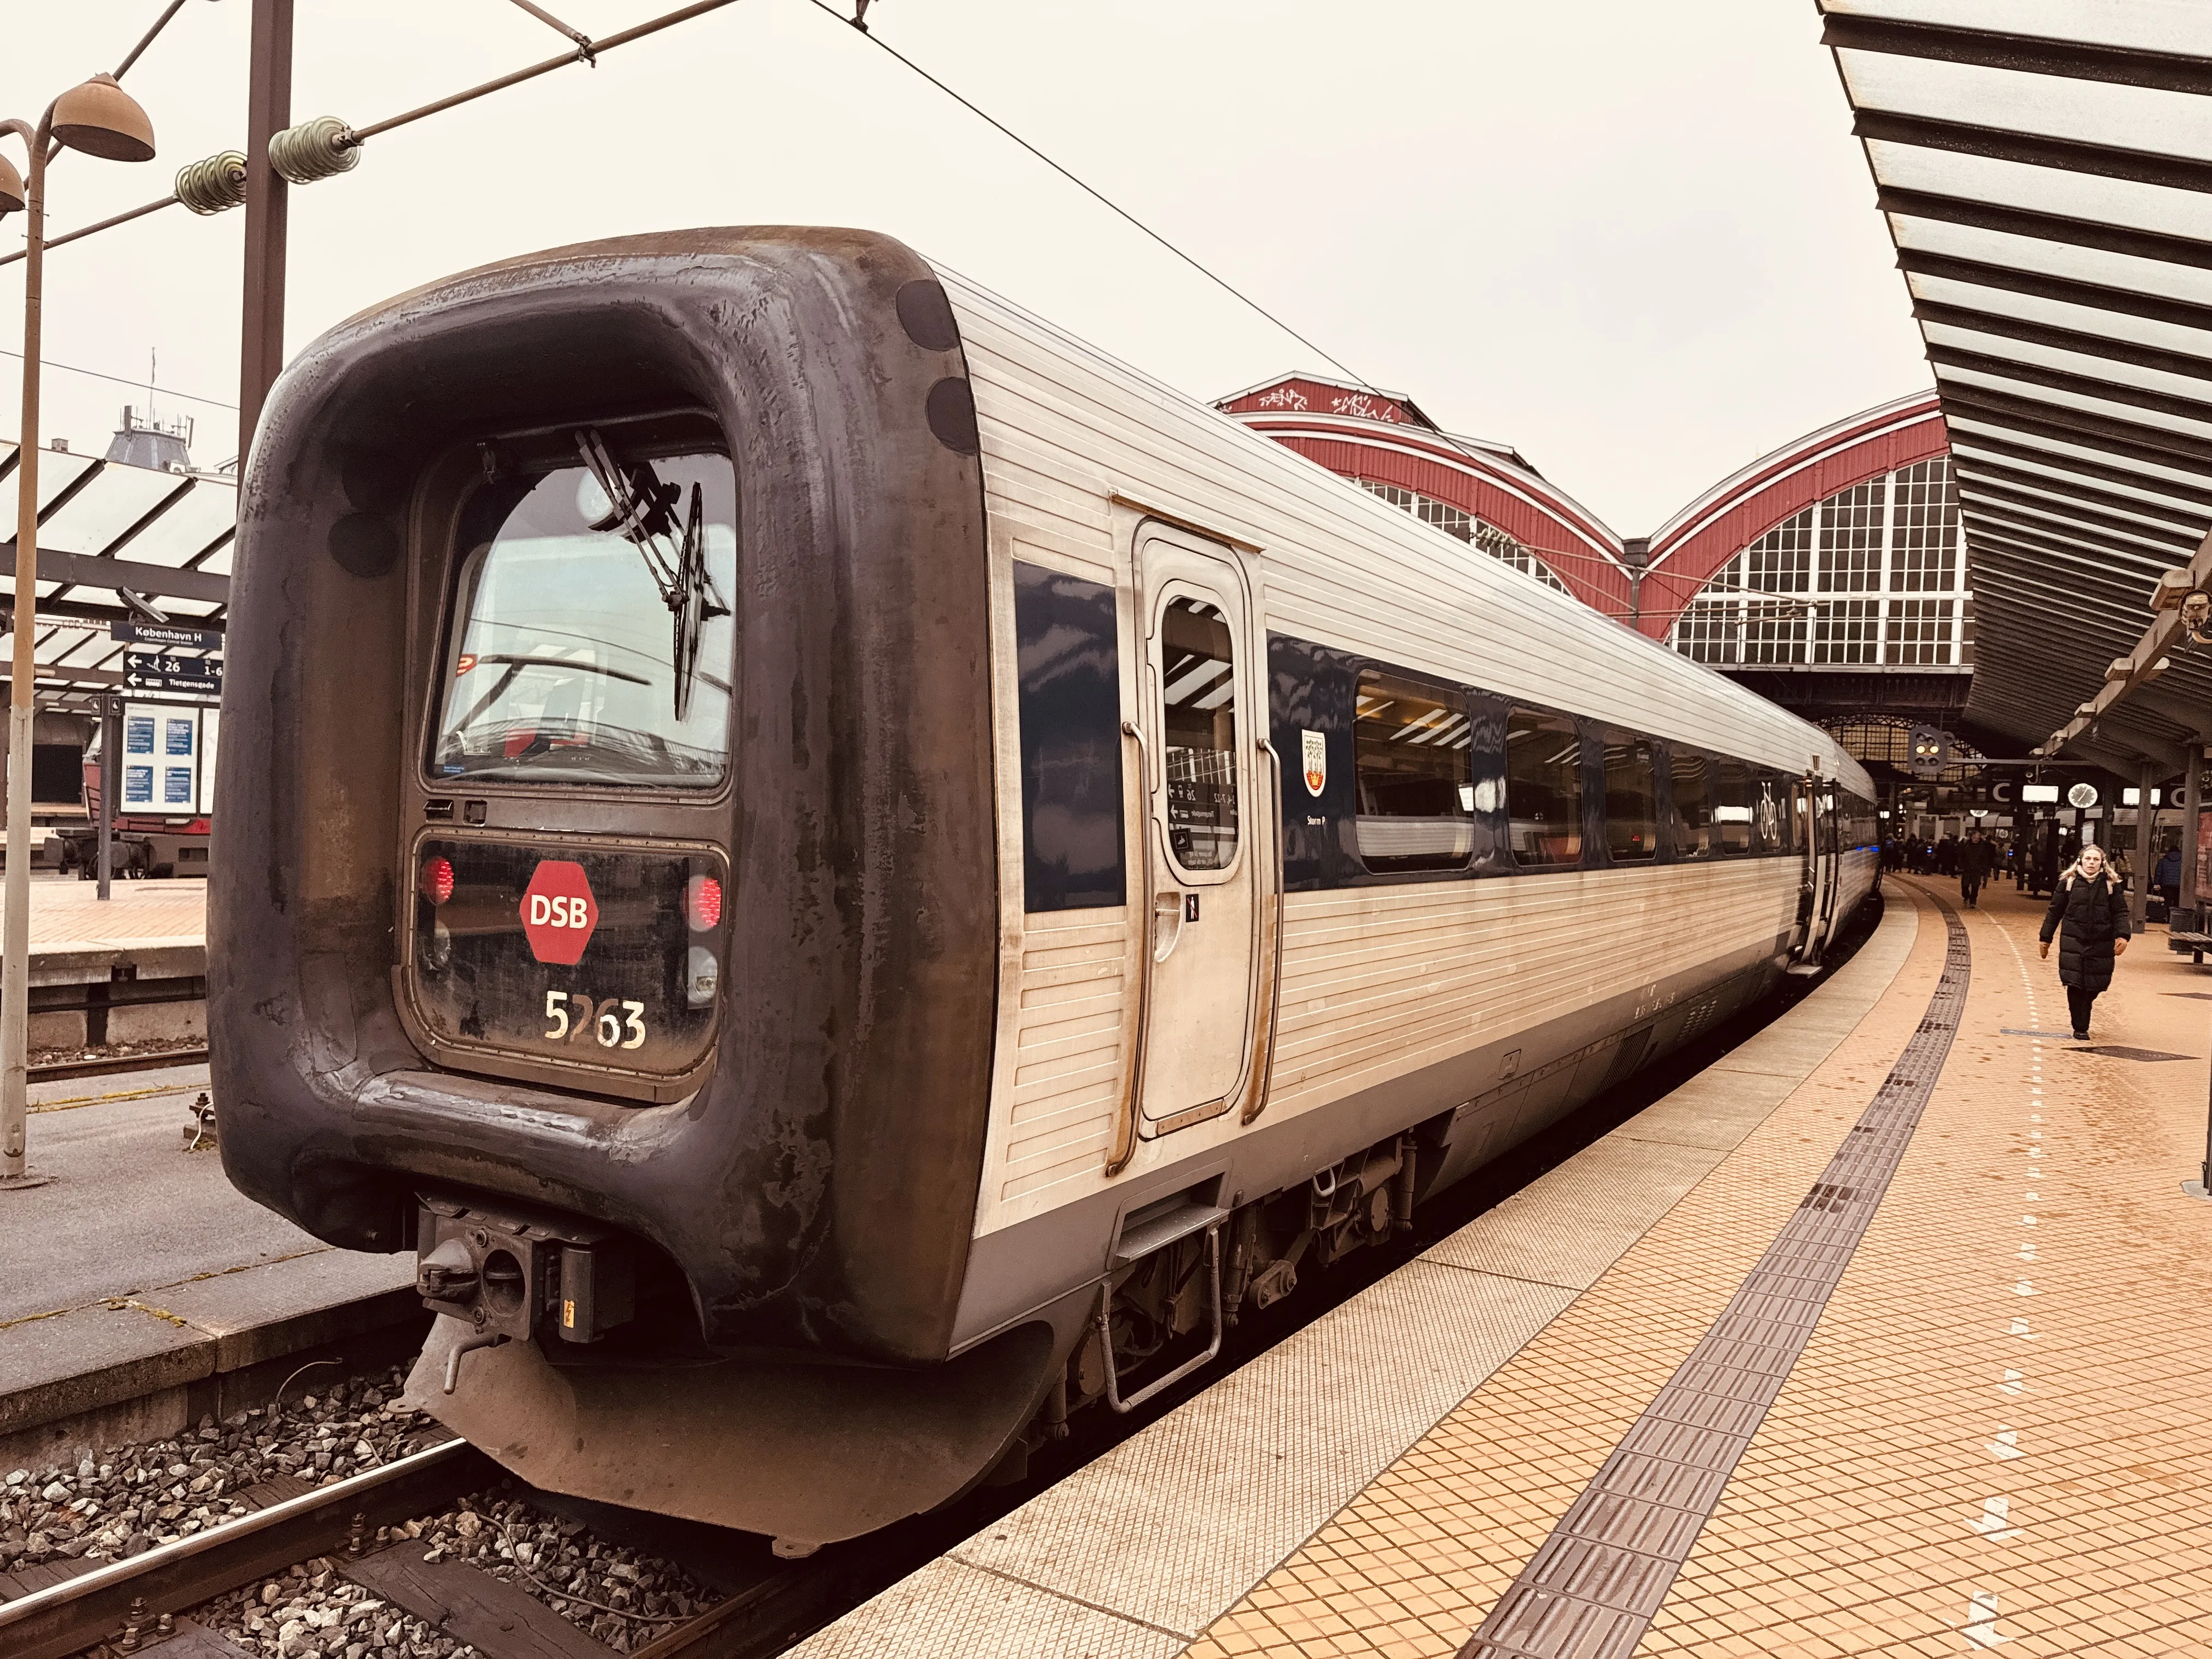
[2039,843,2131,1040]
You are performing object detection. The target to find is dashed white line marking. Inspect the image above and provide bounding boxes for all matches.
[2020,1215,2036,1226]
[2017,1243,2037,1261]
[2010,1319,2035,1338]
[1972,1496,2021,1539]
[2000,1369,2024,1395]
[1965,1589,2015,1646]
[1989,1430,2023,1460]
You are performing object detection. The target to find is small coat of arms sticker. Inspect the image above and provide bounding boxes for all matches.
[1301,729,1327,797]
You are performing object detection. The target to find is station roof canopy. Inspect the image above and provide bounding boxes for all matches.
[1821,0,2212,776]
[0,441,232,706]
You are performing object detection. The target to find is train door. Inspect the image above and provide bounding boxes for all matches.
[1133,528,1260,1135]
[1788,778,1818,965]
[1814,782,1842,943]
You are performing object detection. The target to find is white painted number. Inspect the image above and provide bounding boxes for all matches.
[527,893,591,928]
[543,989,648,1050]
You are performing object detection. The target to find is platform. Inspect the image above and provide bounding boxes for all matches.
[797,876,2212,1658]
[0,1060,420,1471]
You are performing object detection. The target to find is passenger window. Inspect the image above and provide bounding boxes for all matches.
[1159,596,1239,872]
[1013,562,1126,912]
[1601,730,1657,862]
[1714,758,1753,855]
[1354,670,1474,873]
[1672,750,1712,857]
[1505,709,1582,866]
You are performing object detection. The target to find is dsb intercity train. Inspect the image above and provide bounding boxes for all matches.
[212,227,1878,1553]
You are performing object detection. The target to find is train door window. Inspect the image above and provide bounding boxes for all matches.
[1013,562,1126,911]
[1505,708,1582,866]
[1160,596,1239,872]
[1354,670,1474,873]
[428,444,738,788]
[1600,729,1657,862]
[1672,749,1712,857]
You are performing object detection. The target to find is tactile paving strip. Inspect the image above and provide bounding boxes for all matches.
[1453,898,1971,1659]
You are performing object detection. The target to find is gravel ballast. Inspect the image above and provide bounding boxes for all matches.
[0,1365,718,1657]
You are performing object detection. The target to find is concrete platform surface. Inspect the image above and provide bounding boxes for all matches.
[10,874,206,955]
[0,1062,417,1462]
[793,893,1928,1659]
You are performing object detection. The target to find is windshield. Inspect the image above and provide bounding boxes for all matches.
[429,449,736,787]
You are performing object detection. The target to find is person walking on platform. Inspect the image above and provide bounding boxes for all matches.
[1959,829,1993,909]
[2155,842,2182,918]
[2040,843,2131,1041]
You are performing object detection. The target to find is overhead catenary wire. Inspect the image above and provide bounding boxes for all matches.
[802,0,1368,388]
[802,3,1658,589]
[0,347,238,410]
[0,0,748,270]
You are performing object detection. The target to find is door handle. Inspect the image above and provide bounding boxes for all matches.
[1153,890,1184,961]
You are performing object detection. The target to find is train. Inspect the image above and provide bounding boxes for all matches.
[212,227,1878,1555]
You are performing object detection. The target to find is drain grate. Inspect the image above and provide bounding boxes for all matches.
[2074,1045,2192,1063]
[2000,1028,2080,1040]
[1454,897,1971,1659]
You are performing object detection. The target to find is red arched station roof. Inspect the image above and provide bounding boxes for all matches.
[1637,391,1949,639]
[1217,376,1631,619]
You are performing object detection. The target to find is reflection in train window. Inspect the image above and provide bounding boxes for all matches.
[1506,708,1581,866]
[1672,750,1713,857]
[1714,758,1754,854]
[1601,730,1657,861]
[1013,562,1126,911]
[430,449,737,787]
[1353,670,1474,873]
[1159,596,1239,872]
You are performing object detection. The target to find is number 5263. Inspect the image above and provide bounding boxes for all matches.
[544,990,646,1049]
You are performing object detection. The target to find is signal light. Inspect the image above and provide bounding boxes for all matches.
[686,873,723,931]
[420,855,455,906]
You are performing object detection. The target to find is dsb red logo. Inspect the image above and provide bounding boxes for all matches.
[520,860,598,964]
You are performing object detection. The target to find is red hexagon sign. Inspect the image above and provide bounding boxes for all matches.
[520,860,598,965]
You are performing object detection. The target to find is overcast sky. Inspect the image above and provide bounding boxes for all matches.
[1,0,1930,533]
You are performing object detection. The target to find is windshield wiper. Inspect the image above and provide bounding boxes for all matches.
[573,428,731,720]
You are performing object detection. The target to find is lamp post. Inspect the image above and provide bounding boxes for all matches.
[0,75,157,1189]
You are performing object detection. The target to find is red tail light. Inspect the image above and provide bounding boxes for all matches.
[420,855,455,905]
[686,873,723,931]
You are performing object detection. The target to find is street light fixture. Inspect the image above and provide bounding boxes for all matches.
[0,73,157,1190]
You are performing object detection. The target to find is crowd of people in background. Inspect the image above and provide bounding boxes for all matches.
[1882,826,2152,906]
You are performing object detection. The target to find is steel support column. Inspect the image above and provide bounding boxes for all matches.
[2134,760,2157,932]
[238,0,294,464]
[97,695,118,901]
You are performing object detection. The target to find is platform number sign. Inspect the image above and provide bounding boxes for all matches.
[520,860,599,964]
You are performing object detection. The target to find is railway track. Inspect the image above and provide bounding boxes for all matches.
[1,1437,846,1659]
[30,1047,209,1084]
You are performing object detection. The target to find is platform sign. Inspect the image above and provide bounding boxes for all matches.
[120,702,219,816]
[111,622,223,652]
[122,651,223,695]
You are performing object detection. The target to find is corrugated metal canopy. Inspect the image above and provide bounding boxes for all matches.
[1822,0,2212,772]
[0,440,232,705]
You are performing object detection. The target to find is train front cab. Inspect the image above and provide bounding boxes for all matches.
[213,230,1052,1550]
